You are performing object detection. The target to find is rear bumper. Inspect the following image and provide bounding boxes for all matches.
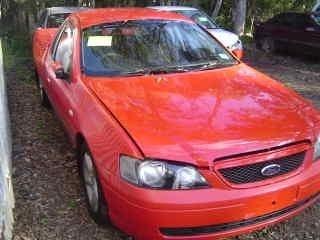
[103,161,320,240]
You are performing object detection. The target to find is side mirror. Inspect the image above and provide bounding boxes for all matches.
[232,49,243,60]
[52,62,68,79]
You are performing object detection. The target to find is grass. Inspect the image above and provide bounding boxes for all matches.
[1,27,35,84]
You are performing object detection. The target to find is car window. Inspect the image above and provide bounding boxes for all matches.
[271,13,303,28]
[82,20,237,77]
[267,14,284,24]
[291,14,313,29]
[279,14,295,26]
[175,10,218,29]
[47,13,70,28]
[53,24,74,76]
[39,10,47,28]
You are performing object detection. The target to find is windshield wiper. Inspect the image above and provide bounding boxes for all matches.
[123,69,149,76]
[122,61,235,76]
[197,61,236,71]
[123,66,190,76]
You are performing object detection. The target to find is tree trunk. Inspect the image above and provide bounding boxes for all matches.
[78,0,95,7]
[232,0,247,36]
[211,0,223,18]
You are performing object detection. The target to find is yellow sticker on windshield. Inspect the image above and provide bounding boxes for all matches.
[87,36,113,47]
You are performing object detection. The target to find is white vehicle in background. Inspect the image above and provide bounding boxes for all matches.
[149,6,243,58]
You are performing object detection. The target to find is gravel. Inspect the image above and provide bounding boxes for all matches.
[7,47,320,240]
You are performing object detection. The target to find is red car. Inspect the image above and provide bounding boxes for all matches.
[33,8,320,240]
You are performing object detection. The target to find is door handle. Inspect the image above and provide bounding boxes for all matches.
[68,109,74,118]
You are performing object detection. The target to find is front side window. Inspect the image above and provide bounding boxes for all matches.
[82,20,237,77]
[53,24,74,75]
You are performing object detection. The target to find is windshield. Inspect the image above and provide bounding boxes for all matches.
[175,10,218,29]
[47,13,70,28]
[82,20,237,77]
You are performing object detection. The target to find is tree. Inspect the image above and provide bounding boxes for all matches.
[211,0,223,18]
[232,0,247,35]
[78,0,95,7]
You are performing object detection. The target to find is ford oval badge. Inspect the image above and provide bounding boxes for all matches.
[261,164,281,177]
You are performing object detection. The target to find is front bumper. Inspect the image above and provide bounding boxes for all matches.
[102,160,320,240]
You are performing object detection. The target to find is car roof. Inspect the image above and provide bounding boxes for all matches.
[73,8,193,29]
[47,6,90,15]
[272,12,310,19]
[148,6,198,11]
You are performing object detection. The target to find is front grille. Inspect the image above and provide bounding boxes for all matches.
[219,152,305,184]
[160,192,320,237]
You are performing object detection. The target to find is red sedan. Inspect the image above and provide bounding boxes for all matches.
[33,8,320,240]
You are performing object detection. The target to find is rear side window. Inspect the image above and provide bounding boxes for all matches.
[47,13,70,28]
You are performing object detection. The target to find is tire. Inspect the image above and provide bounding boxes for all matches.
[37,76,51,109]
[34,69,40,88]
[260,37,276,53]
[79,143,110,225]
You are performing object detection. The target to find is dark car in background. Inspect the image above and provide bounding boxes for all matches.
[254,12,320,57]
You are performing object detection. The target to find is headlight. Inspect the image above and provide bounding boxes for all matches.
[314,135,320,161]
[120,155,210,190]
[229,40,243,51]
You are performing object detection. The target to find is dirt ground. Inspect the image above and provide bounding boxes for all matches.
[7,45,320,240]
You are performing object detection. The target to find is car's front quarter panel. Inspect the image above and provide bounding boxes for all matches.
[73,78,143,169]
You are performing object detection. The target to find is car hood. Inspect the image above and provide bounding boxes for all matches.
[208,28,239,49]
[85,64,318,166]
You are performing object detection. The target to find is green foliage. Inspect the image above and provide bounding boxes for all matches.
[2,30,34,84]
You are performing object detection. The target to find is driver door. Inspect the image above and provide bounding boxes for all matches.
[45,22,78,139]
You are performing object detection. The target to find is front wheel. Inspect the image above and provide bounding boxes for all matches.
[79,144,110,225]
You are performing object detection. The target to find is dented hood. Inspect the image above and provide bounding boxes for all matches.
[84,63,318,166]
